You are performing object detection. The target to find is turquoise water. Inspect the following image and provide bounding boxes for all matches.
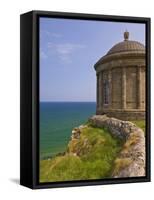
[40,102,96,159]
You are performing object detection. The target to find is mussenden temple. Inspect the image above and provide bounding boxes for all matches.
[94,31,145,120]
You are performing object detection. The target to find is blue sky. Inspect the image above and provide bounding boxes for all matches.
[40,17,145,102]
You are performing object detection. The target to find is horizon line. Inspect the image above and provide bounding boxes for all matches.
[40,101,96,103]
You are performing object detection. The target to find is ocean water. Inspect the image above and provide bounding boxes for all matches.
[40,102,96,159]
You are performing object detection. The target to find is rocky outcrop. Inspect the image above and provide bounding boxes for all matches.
[67,125,91,157]
[89,115,145,177]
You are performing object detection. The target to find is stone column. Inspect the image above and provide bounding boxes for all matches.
[122,67,126,109]
[99,72,103,110]
[96,73,99,110]
[108,70,112,108]
[137,66,142,109]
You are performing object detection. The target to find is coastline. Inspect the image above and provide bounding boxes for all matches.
[40,102,96,159]
[40,115,145,182]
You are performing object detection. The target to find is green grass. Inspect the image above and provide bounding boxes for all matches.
[40,126,123,182]
[131,120,145,133]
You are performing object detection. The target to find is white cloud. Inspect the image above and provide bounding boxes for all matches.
[47,42,86,63]
[40,50,47,59]
[50,33,62,38]
[40,30,86,63]
[40,30,62,38]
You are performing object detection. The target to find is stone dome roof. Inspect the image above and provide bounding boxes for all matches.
[94,31,145,68]
[107,31,145,55]
[107,40,145,55]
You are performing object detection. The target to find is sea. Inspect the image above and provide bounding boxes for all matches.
[40,102,96,159]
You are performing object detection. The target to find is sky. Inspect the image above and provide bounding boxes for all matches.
[40,17,145,102]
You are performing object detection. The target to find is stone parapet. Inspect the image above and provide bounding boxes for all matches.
[89,115,145,177]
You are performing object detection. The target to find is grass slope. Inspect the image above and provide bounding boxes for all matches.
[131,120,145,133]
[40,126,122,182]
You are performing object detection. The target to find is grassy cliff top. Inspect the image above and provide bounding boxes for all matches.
[40,125,123,182]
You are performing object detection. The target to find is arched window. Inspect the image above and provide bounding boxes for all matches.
[104,80,109,105]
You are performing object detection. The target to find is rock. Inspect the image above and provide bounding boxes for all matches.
[71,128,81,139]
[79,125,87,129]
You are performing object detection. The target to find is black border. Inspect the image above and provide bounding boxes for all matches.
[23,10,151,189]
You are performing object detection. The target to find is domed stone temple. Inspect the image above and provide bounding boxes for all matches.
[94,31,145,120]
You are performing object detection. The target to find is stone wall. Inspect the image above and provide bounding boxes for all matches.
[89,115,145,177]
[96,109,145,121]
